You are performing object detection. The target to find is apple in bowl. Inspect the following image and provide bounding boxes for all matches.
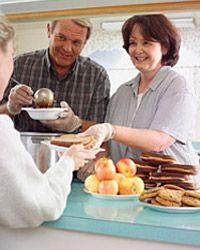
[119,176,144,195]
[116,158,137,177]
[112,173,126,184]
[84,174,100,193]
[98,180,119,195]
[95,157,116,180]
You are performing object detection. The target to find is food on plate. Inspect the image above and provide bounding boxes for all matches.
[98,180,119,195]
[50,134,96,149]
[119,176,144,195]
[166,181,200,190]
[181,190,200,207]
[139,185,200,207]
[133,158,158,173]
[157,188,184,204]
[139,187,162,201]
[116,158,137,177]
[160,163,200,175]
[149,172,190,182]
[149,171,200,190]
[182,195,200,207]
[154,195,181,207]
[131,153,200,191]
[112,173,126,184]
[84,174,100,193]
[83,157,144,196]
[131,158,159,190]
[184,190,200,199]
[140,152,177,165]
[94,157,116,181]
[162,184,185,191]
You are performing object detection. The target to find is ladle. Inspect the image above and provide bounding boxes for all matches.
[34,88,54,108]
[11,78,54,108]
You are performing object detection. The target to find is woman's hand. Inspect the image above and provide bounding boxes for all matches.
[61,144,96,171]
[79,123,114,148]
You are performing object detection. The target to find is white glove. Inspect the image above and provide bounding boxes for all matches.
[7,84,33,115]
[80,123,115,148]
[41,101,82,132]
[62,144,96,171]
[59,101,82,132]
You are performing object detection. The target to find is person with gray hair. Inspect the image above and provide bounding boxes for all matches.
[0,18,110,133]
[0,14,96,228]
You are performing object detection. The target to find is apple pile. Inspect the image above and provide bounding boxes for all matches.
[84,157,144,195]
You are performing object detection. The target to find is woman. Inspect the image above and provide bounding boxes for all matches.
[0,15,95,228]
[82,14,199,166]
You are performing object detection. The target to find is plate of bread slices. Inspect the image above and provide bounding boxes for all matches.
[42,134,104,154]
[139,184,200,213]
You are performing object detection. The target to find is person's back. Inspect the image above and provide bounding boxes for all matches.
[0,15,96,228]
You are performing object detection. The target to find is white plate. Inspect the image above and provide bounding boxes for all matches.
[140,201,200,213]
[84,188,139,201]
[42,140,105,155]
[22,107,64,120]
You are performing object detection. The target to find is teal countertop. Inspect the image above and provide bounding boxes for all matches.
[44,181,200,246]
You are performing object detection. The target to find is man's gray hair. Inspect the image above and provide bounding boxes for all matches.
[51,18,92,41]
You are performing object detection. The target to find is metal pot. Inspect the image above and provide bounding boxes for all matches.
[20,132,61,173]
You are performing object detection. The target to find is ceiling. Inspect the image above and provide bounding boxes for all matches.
[0,1,196,14]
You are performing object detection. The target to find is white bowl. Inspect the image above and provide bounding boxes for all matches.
[22,107,64,120]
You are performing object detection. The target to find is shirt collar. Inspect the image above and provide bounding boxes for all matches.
[149,66,171,91]
[126,66,171,95]
[125,74,140,96]
[45,49,79,79]
[45,49,51,72]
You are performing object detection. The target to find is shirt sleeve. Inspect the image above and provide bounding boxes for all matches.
[150,76,196,144]
[88,68,110,123]
[0,115,74,228]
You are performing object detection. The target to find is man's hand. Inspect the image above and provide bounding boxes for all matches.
[7,84,33,115]
[41,101,82,132]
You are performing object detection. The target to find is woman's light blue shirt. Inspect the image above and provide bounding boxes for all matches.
[105,66,199,165]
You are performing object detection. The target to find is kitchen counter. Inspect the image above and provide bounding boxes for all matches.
[1,180,200,250]
[45,180,200,245]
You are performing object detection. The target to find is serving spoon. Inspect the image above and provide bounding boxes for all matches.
[11,77,22,85]
[11,78,54,108]
[34,88,54,108]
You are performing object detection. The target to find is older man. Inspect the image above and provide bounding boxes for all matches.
[0,19,110,133]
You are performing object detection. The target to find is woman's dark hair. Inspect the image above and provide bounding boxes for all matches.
[122,14,181,67]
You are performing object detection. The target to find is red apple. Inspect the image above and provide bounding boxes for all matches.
[119,176,144,195]
[95,157,116,180]
[84,174,100,193]
[112,173,126,184]
[98,180,119,195]
[116,158,137,177]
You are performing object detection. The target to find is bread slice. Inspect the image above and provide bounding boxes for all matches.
[50,134,95,149]
[140,151,177,165]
